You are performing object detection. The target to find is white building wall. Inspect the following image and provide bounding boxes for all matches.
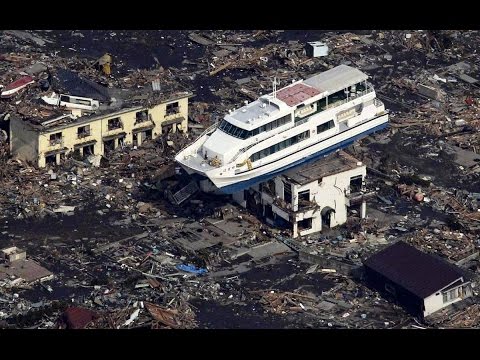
[423,282,471,317]
[292,166,366,229]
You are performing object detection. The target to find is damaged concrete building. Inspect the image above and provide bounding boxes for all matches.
[233,150,372,238]
[9,70,193,167]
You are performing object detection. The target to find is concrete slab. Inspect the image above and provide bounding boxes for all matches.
[452,146,480,168]
[247,241,293,260]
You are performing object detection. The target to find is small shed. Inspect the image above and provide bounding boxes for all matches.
[305,41,329,58]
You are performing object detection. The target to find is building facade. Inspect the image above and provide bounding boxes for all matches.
[10,93,192,167]
[233,151,372,238]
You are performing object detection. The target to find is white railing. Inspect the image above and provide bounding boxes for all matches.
[178,122,218,154]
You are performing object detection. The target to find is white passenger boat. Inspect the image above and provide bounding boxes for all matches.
[175,65,389,194]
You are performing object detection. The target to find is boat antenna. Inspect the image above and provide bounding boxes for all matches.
[269,76,277,107]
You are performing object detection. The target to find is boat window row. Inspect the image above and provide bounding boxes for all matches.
[317,120,335,133]
[218,114,291,139]
[250,130,310,162]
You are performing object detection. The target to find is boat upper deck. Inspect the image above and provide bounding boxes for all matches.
[304,64,368,95]
[225,64,371,131]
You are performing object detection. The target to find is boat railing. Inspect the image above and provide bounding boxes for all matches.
[326,84,374,110]
[178,122,218,154]
[373,97,383,107]
[231,142,257,162]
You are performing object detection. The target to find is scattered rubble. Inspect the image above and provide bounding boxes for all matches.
[0,30,479,328]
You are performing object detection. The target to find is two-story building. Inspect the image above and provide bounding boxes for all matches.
[233,150,374,238]
[10,89,193,168]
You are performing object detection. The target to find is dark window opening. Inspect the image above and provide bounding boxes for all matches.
[166,102,180,116]
[108,117,122,131]
[45,154,57,165]
[317,120,335,133]
[83,144,94,156]
[328,89,348,106]
[261,180,276,196]
[218,114,291,140]
[77,125,91,138]
[350,175,363,193]
[144,129,153,141]
[298,190,311,208]
[318,97,327,111]
[298,218,312,231]
[322,208,333,228]
[356,83,366,92]
[104,139,115,153]
[49,132,62,146]
[135,110,149,123]
[284,183,292,204]
[264,204,274,220]
[162,124,173,135]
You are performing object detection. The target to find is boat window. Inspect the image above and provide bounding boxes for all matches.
[317,120,335,133]
[218,114,291,140]
[218,120,249,139]
[250,130,310,162]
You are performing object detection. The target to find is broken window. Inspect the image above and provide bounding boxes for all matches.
[298,218,312,231]
[261,180,276,196]
[144,129,153,141]
[45,154,57,165]
[83,144,94,156]
[49,132,62,146]
[350,175,363,193]
[298,190,311,208]
[318,97,327,111]
[135,110,149,123]
[77,125,91,138]
[107,117,122,131]
[104,139,115,153]
[166,102,180,116]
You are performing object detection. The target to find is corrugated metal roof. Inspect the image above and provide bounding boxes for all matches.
[304,64,368,95]
[364,241,465,299]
